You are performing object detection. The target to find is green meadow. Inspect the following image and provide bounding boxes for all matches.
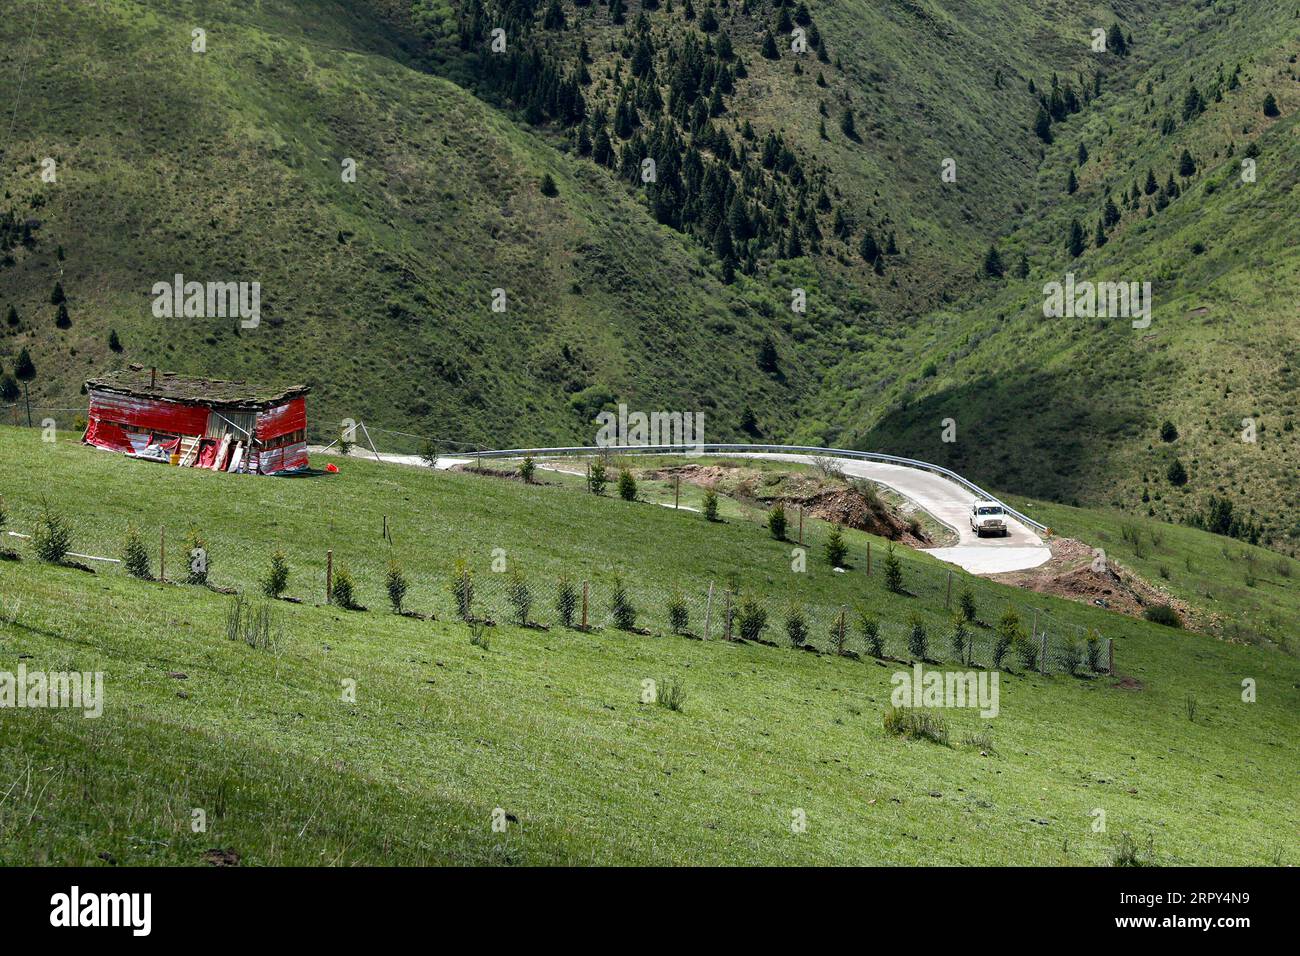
[0,426,1296,865]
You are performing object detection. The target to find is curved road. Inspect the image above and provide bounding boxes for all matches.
[725,452,1051,574]
[319,443,1054,575]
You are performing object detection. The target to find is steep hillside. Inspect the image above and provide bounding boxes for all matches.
[1,0,1297,549]
[0,0,804,443]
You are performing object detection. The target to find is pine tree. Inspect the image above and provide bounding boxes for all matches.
[1067,219,1085,257]
[1262,92,1280,117]
[1094,219,1107,248]
[1103,197,1121,227]
[1033,105,1052,143]
[4,305,16,327]
[839,106,857,140]
[1066,168,1078,194]
[1178,149,1195,176]
[50,282,65,305]
[55,303,70,329]
[982,245,1004,278]
[1077,141,1089,164]
[761,30,779,59]
[859,229,880,264]
[1143,168,1158,194]
[1106,23,1126,55]
[108,329,122,352]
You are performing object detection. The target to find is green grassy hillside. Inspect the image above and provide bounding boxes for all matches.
[1,0,1297,551]
[0,426,1297,864]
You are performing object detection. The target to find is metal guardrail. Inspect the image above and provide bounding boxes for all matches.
[459,443,1050,535]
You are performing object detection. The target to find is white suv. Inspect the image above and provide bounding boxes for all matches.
[970,501,1009,537]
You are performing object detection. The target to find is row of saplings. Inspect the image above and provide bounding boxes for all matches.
[9,501,1104,673]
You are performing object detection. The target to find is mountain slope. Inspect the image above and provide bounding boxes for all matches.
[1,0,1297,549]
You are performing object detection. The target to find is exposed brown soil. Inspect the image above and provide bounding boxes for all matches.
[989,536,1204,629]
[643,463,931,545]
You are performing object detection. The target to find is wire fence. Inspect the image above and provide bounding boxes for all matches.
[1,416,1112,678]
[443,573,1110,677]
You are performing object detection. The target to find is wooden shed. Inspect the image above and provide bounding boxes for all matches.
[83,366,310,475]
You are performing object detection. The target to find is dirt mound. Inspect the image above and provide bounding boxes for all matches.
[991,537,1200,627]
[800,487,931,546]
[644,463,930,544]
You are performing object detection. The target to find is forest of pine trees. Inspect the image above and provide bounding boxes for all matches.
[449,0,891,281]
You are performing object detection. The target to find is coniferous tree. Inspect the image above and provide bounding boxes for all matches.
[1094,219,1107,248]
[1033,105,1052,142]
[859,229,880,264]
[1178,149,1195,176]
[839,106,857,140]
[1066,168,1078,194]
[1106,23,1126,55]
[1262,92,1280,117]
[761,30,779,59]
[982,245,1004,278]
[1103,197,1121,227]
[1067,219,1086,257]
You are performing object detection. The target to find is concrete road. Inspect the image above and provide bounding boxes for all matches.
[310,444,1052,575]
[708,452,1052,575]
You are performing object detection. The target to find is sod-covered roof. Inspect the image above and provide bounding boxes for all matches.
[86,366,309,410]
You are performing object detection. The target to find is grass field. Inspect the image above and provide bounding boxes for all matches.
[1,426,1296,865]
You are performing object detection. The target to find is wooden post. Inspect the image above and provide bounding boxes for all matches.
[723,590,733,641]
[866,541,872,576]
[945,570,952,610]
[674,475,680,510]
[837,606,847,655]
[581,581,589,630]
[797,506,804,546]
[703,581,714,640]
[326,549,333,604]
[1040,631,1048,675]
[159,527,166,583]
[1107,638,1115,676]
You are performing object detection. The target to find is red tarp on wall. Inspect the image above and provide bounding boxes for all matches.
[83,417,134,453]
[256,398,306,441]
[87,390,211,436]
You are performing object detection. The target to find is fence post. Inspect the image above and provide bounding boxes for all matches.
[703,581,714,640]
[945,570,952,610]
[326,549,333,604]
[798,506,804,546]
[1107,638,1115,676]
[837,606,847,656]
[866,541,872,576]
[159,526,166,583]
[1039,631,1048,675]
[723,590,733,641]
[674,475,680,510]
[581,580,589,630]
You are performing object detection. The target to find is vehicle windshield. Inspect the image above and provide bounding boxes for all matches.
[977,506,1003,516]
